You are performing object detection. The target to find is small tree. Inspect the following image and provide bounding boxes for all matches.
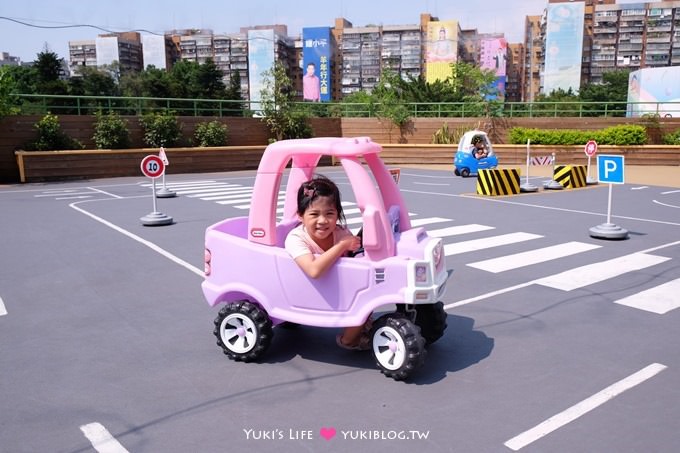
[25,113,83,150]
[194,120,228,147]
[0,68,20,117]
[260,62,312,141]
[93,111,130,149]
[139,111,182,147]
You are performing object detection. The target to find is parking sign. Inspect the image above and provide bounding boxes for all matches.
[597,155,624,184]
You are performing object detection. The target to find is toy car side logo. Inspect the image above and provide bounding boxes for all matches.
[250,228,265,238]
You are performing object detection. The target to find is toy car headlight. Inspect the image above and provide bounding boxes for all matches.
[433,241,444,273]
[204,248,212,276]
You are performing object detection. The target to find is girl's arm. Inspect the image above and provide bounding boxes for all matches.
[294,235,360,279]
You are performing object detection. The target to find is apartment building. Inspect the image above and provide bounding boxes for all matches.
[68,32,143,75]
[506,43,524,102]
[591,0,680,83]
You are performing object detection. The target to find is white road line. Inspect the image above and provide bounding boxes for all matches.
[190,189,253,198]
[410,217,452,227]
[444,232,542,256]
[467,241,601,273]
[89,187,123,199]
[661,189,680,195]
[652,199,680,209]
[173,186,243,195]
[413,181,449,186]
[0,296,7,316]
[445,240,680,310]
[141,180,218,187]
[216,198,255,205]
[70,202,203,277]
[56,195,92,200]
[80,422,130,453]
[428,224,495,238]
[35,192,95,197]
[504,363,667,451]
[614,278,680,314]
[535,252,670,291]
[631,186,648,190]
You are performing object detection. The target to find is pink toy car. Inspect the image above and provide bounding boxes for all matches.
[202,137,452,380]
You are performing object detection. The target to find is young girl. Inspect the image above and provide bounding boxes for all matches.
[284,175,372,350]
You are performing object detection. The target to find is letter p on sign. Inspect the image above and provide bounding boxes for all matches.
[597,155,624,184]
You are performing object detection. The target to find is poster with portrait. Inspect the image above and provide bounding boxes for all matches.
[302,27,332,102]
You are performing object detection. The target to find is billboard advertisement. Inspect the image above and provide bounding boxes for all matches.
[480,37,508,99]
[425,20,458,83]
[248,29,275,107]
[627,67,680,118]
[543,2,584,95]
[95,36,119,67]
[302,27,332,102]
[142,34,167,70]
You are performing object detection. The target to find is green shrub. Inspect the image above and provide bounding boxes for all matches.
[25,113,84,151]
[92,111,130,149]
[662,129,680,145]
[508,125,647,146]
[139,111,182,147]
[194,120,228,147]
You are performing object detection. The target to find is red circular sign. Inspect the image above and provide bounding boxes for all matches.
[140,155,165,178]
[584,140,598,157]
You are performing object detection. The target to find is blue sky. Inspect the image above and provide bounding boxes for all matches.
[1,0,642,62]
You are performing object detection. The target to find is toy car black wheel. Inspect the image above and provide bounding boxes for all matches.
[454,168,460,176]
[213,301,273,362]
[370,313,426,381]
[413,302,448,345]
[460,168,470,178]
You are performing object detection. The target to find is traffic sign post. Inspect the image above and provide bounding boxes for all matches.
[589,154,628,240]
[156,147,177,198]
[140,155,173,226]
[584,140,598,185]
[520,139,538,193]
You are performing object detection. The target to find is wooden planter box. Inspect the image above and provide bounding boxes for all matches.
[14,144,680,183]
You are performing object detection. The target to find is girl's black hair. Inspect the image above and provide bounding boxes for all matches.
[296,175,346,224]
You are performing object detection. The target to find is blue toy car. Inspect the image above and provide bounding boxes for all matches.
[453,130,499,177]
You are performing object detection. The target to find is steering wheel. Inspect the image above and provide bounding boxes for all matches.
[347,227,364,258]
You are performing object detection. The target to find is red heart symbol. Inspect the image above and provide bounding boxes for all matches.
[319,427,336,441]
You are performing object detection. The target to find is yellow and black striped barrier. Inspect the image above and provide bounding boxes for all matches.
[553,165,587,189]
[476,168,520,196]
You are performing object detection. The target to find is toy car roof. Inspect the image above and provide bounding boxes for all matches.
[256,137,381,171]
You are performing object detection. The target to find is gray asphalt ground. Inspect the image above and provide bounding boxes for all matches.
[1,166,679,453]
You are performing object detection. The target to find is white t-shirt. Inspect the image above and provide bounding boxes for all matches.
[285,224,352,259]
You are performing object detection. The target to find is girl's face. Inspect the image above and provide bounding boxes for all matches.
[300,196,339,246]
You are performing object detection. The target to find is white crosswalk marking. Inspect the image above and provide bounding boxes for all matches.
[614,278,680,314]
[189,189,254,198]
[410,217,452,227]
[444,232,543,256]
[468,241,602,273]
[173,185,240,195]
[429,224,495,237]
[535,252,671,291]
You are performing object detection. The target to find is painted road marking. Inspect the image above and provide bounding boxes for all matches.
[428,224,495,238]
[467,241,601,273]
[443,232,542,256]
[0,297,6,316]
[535,252,670,291]
[70,202,203,277]
[410,217,452,227]
[614,278,680,314]
[504,363,667,451]
[189,188,253,198]
[80,422,129,453]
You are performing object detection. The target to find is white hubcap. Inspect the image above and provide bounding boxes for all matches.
[220,313,257,354]
[373,326,406,370]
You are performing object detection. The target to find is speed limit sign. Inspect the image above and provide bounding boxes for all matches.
[141,155,165,179]
[584,140,598,157]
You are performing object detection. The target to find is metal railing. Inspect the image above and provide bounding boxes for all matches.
[8,94,680,119]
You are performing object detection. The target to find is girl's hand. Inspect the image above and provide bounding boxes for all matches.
[340,234,361,252]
